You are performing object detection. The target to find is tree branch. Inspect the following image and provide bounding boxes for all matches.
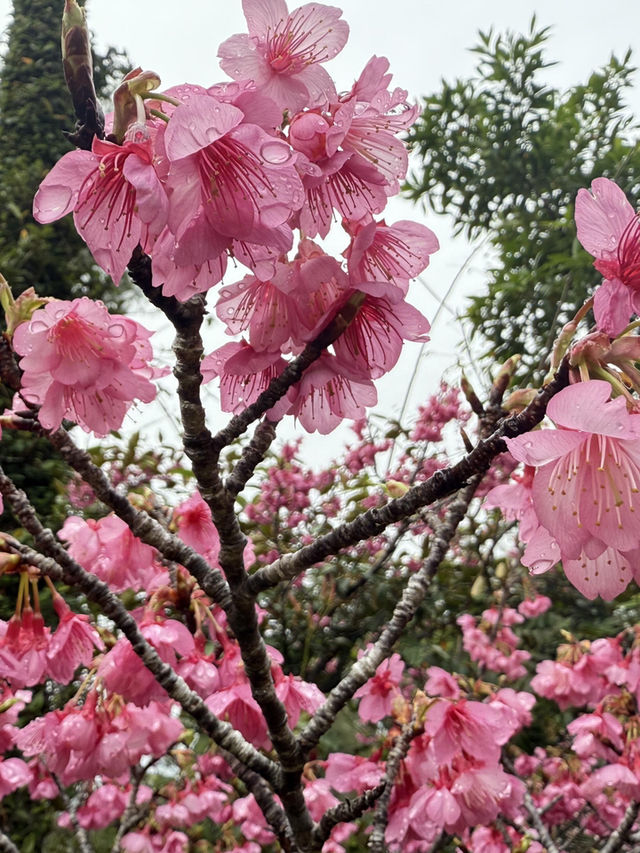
[53,776,94,853]
[313,784,385,848]
[0,470,278,785]
[502,756,560,853]
[599,801,639,853]
[248,361,569,594]
[226,419,279,497]
[368,718,420,852]
[298,476,480,755]
[8,418,233,610]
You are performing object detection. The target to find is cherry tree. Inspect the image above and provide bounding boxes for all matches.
[1,2,640,852]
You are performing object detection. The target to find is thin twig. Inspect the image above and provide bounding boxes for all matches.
[0,830,20,853]
[368,717,421,852]
[600,801,640,853]
[502,756,560,853]
[52,776,94,853]
[110,764,149,853]
[313,784,385,848]
[298,477,480,756]
[248,359,568,594]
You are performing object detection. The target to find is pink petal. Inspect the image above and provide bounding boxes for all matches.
[33,151,97,223]
[546,380,638,438]
[242,0,289,36]
[505,430,585,467]
[164,96,244,160]
[122,155,168,235]
[593,277,633,336]
[575,177,634,259]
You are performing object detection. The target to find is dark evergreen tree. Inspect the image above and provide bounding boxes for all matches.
[0,0,128,530]
[406,20,640,382]
[0,0,128,303]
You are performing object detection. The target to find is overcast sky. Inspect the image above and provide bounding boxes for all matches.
[1,0,639,455]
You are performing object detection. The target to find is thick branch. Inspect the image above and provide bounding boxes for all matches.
[230,760,296,851]
[249,362,569,594]
[169,305,311,840]
[298,477,480,755]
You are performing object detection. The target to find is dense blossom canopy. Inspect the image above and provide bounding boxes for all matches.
[2,1,640,852]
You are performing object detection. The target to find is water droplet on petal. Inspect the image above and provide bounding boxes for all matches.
[260,141,293,165]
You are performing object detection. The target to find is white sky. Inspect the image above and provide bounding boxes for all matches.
[1,0,639,460]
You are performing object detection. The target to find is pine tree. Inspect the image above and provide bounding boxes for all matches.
[0,0,128,530]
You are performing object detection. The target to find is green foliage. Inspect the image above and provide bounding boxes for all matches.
[406,19,640,381]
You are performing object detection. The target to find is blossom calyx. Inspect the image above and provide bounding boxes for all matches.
[112,69,162,142]
[0,278,50,337]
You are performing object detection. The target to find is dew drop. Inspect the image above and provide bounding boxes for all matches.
[38,186,73,217]
[260,141,293,165]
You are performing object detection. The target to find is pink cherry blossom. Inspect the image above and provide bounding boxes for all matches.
[201,340,294,420]
[290,352,377,433]
[218,0,349,114]
[13,298,162,436]
[344,217,439,294]
[424,697,508,766]
[173,492,220,564]
[339,56,418,184]
[332,286,430,379]
[45,594,104,684]
[575,177,640,335]
[354,652,404,722]
[33,135,168,284]
[59,514,166,593]
[517,594,552,618]
[505,380,640,599]
[0,611,50,688]
[297,149,389,239]
[215,249,348,353]
[568,711,624,761]
[0,757,31,799]
[205,679,270,749]
[324,753,383,793]
[163,93,302,268]
[273,670,324,727]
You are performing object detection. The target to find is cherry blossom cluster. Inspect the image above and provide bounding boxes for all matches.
[22,0,440,436]
[486,379,640,600]
[4,0,640,849]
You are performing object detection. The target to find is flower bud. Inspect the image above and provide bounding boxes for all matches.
[61,0,103,131]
